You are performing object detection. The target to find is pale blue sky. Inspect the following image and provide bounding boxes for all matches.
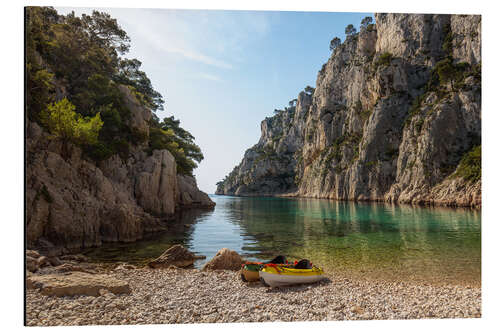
[58,7,373,193]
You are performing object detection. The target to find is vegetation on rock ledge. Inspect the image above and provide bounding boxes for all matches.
[26,7,203,175]
[454,146,481,183]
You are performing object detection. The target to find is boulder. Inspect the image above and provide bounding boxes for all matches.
[202,248,243,271]
[47,256,62,266]
[26,256,39,272]
[177,175,215,208]
[37,256,50,268]
[26,272,131,297]
[148,244,195,269]
[26,250,41,259]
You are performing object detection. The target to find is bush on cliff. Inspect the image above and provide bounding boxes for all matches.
[454,146,481,183]
[40,98,103,145]
[148,116,203,175]
[374,52,393,69]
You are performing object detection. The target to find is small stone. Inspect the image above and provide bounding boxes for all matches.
[114,263,136,271]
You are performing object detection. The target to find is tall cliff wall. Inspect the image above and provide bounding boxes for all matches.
[216,13,481,208]
[26,86,215,255]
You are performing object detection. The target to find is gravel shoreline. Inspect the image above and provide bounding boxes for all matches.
[25,266,481,326]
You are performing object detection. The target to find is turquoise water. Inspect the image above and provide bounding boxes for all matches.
[85,195,481,286]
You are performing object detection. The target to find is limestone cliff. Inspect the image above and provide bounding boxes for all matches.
[216,13,481,208]
[26,86,214,255]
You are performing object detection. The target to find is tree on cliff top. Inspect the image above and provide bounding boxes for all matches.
[329,37,341,52]
[345,24,357,37]
[149,116,204,175]
[304,86,315,95]
[360,17,373,31]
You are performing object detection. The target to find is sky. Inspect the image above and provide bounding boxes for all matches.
[57,7,373,193]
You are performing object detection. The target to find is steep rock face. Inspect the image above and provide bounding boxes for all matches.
[216,14,481,208]
[26,87,215,254]
[216,92,312,196]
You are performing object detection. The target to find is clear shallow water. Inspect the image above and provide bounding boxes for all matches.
[85,195,481,286]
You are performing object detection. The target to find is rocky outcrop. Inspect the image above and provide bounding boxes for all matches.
[26,249,62,272]
[148,244,196,268]
[26,86,215,254]
[216,14,481,208]
[202,248,243,271]
[177,175,216,208]
[27,272,131,297]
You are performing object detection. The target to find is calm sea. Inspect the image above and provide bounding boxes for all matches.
[85,195,481,286]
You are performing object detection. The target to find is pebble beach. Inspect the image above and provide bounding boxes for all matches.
[25,265,481,326]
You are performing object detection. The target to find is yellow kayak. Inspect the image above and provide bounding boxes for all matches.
[259,263,325,287]
[240,256,291,282]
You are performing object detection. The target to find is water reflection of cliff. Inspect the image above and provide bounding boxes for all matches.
[223,197,481,285]
[84,207,214,265]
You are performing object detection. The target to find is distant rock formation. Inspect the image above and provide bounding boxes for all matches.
[216,13,481,208]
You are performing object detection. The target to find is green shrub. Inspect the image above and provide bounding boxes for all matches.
[365,160,378,170]
[26,67,55,122]
[436,58,457,84]
[454,146,481,182]
[148,117,204,176]
[40,98,103,145]
[83,142,114,161]
[129,128,148,144]
[112,138,130,158]
[428,58,472,91]
[374,52,393,68]
[442,24,453,56]
[360,109,372,121]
